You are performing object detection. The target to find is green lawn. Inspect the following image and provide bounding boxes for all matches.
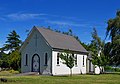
[0,74,120,84]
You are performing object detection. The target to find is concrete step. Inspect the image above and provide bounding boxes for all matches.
[15,72,40,76]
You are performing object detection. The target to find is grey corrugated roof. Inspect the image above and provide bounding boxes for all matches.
[36,27,88,53]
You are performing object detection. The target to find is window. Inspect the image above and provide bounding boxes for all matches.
[66,54,69,65]
[83,56,84,66]
[57,53,60,65]
[75,55,77,66]
[45,53,48,65]
[25,54,28,66]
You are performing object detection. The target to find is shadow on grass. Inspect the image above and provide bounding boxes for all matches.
[53,75,69,77]
[0,78,18,83]
[0,77,26,84]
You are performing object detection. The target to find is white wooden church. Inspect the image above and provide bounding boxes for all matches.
[20,26,100,75]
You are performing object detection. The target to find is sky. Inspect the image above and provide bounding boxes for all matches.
[0,0,120,48]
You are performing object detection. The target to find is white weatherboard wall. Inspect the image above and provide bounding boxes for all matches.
[52,51,87,75]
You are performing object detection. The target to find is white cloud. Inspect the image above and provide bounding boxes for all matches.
[45,14,82,21]
[5,13,47,21]
[46,20,90,27]
[1,13,83,22]
[0,12,104,28]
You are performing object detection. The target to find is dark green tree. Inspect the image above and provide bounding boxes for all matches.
[60,50,75,76]
[110,35,120,66]
[0,30,22,70]
[9,50,21,70]
[103,42,111,64]
[4,30,22,51]
[68,29,73,36]
[106,10,120,66]
[0,52,10,68]
[106,10,120,41]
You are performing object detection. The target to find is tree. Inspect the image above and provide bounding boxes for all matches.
[106,10,120,41]
[106,10,120,66]
[0,52,10,68]
[9,50,21,70]
[0,47,10,68]
[103,42,111,64]
[60,50,75,76]
[68,29,72,36]
[90,28,107,73]
[4,30,22,52]
[110,35,120,66]
[0,30,22,70]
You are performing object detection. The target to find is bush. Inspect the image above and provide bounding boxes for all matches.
[105,66,113,72]
[18,68,21,73]
[9,69,14,73]
[9,69,19,74]
[114,68,120,72]
[105,66,120,72]
[111,68,115,72]
[105,66,112,70]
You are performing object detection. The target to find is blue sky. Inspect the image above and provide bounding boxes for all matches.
[0,0,120,47]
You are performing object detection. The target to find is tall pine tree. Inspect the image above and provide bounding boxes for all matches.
[4,30,22,52]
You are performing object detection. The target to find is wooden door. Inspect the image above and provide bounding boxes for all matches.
[32,54,40,72]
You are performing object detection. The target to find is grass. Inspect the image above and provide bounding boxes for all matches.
[0,70,19,76]
[0,74,120,84]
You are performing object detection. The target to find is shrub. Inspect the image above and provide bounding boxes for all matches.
[104,66,112,71]
[9,69,15,73]
[105,66,120,72]
[9,69,19,74]
[114,68,120,72]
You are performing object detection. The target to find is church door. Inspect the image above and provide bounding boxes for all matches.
[32,54,40,73]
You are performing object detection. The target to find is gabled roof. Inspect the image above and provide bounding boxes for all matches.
[36,26,87,53]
